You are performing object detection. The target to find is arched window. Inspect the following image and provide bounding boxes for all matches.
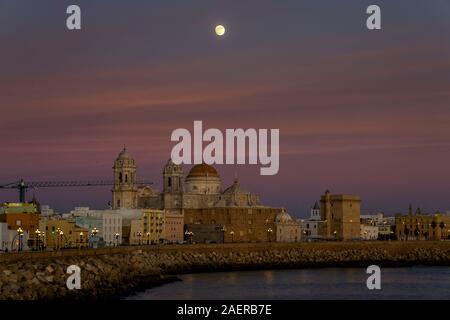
[119,172,123,183]
[125,174,128,183]
[168,177,172,187]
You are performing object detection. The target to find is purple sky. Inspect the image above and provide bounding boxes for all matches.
[1,1,450,217]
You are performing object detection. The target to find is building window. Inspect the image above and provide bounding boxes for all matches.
[168,177,172,187]
[119,172,123,183]
[16,220,22,226]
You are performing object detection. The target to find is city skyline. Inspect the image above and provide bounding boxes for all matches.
[1,0,450,216]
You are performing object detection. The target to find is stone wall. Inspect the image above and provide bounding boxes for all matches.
[1,241,450,300]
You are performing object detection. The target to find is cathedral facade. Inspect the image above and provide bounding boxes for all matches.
[112,149,262,213]
[112,148,299,243]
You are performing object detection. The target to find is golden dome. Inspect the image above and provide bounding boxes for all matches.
[187,164,220,178]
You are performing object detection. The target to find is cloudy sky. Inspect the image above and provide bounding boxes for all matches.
[1,0,450,217]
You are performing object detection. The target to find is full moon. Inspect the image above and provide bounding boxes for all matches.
[215,25,226,36]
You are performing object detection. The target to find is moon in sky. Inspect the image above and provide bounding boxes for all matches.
[215,25,226,36]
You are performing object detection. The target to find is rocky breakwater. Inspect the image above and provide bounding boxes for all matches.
[1,242,450,300]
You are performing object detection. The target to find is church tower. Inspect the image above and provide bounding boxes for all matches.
[310,201,321,221]
[112,148,138,209]
[162,159,183,211]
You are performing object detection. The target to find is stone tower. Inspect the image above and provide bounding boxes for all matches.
[162,159,183,211]
[112,148,138,209]
[320,190,361,240]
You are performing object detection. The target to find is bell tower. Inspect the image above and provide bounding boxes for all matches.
[162,159,183,211]
[112,148,138,209]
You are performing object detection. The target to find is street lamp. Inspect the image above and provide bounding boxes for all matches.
[79,232,84,249]
[91,227,99,249]
[59,230,64,249]
[35,229,41,251]
[267,228,273,243]
[137,231,142,245]
[333,230,337,240]
[221,226,227,243]
[185,230,194,244]
[146,232,150,245]
[230,231,235,243]
[115,233,120,247]
[17,227,24,252]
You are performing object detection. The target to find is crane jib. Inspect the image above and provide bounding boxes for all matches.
[0,180,153,202]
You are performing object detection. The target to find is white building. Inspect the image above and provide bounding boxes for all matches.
[301,202,326,240]
[360,213,384,225]
[40,205,55,217]
[360,213,395,240]
[275,210,301,242]
[68,207,136,246]
[361,224,379,240]
[69,207,91,217]
[102,212,123,246]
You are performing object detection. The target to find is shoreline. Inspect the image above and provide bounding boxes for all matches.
[1,242,450,300]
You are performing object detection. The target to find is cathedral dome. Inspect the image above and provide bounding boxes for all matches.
[276,210,293,223]
[185,164,221,195]
[187,164,220,178]
[117,148,133,160]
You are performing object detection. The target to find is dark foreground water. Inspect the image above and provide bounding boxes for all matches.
[128,267,450,300]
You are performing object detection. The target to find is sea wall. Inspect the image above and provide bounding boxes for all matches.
[1,242,450,300]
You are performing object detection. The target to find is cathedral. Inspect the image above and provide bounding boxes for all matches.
[112,148,262,213]
[111,148,301,243]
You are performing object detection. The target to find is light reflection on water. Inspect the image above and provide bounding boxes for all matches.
[128,267,450,300]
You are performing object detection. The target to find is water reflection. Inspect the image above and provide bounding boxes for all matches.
[128,267,450,300]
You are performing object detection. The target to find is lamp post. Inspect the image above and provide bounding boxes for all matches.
[230,231,235,243]
[185,230,194,244]
[59,230,64,249]
[267,228,273,243]
[17,227,24,252]
[35,229,41,251]
[115,233,120,247]
[333,230,337,240]
[91,227,99,248]
[146,232,150,245]
[137,231,142,245]
[79,232,84,249]
[55,228,62,249]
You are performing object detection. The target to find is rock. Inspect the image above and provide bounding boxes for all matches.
[3,270,12,276]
